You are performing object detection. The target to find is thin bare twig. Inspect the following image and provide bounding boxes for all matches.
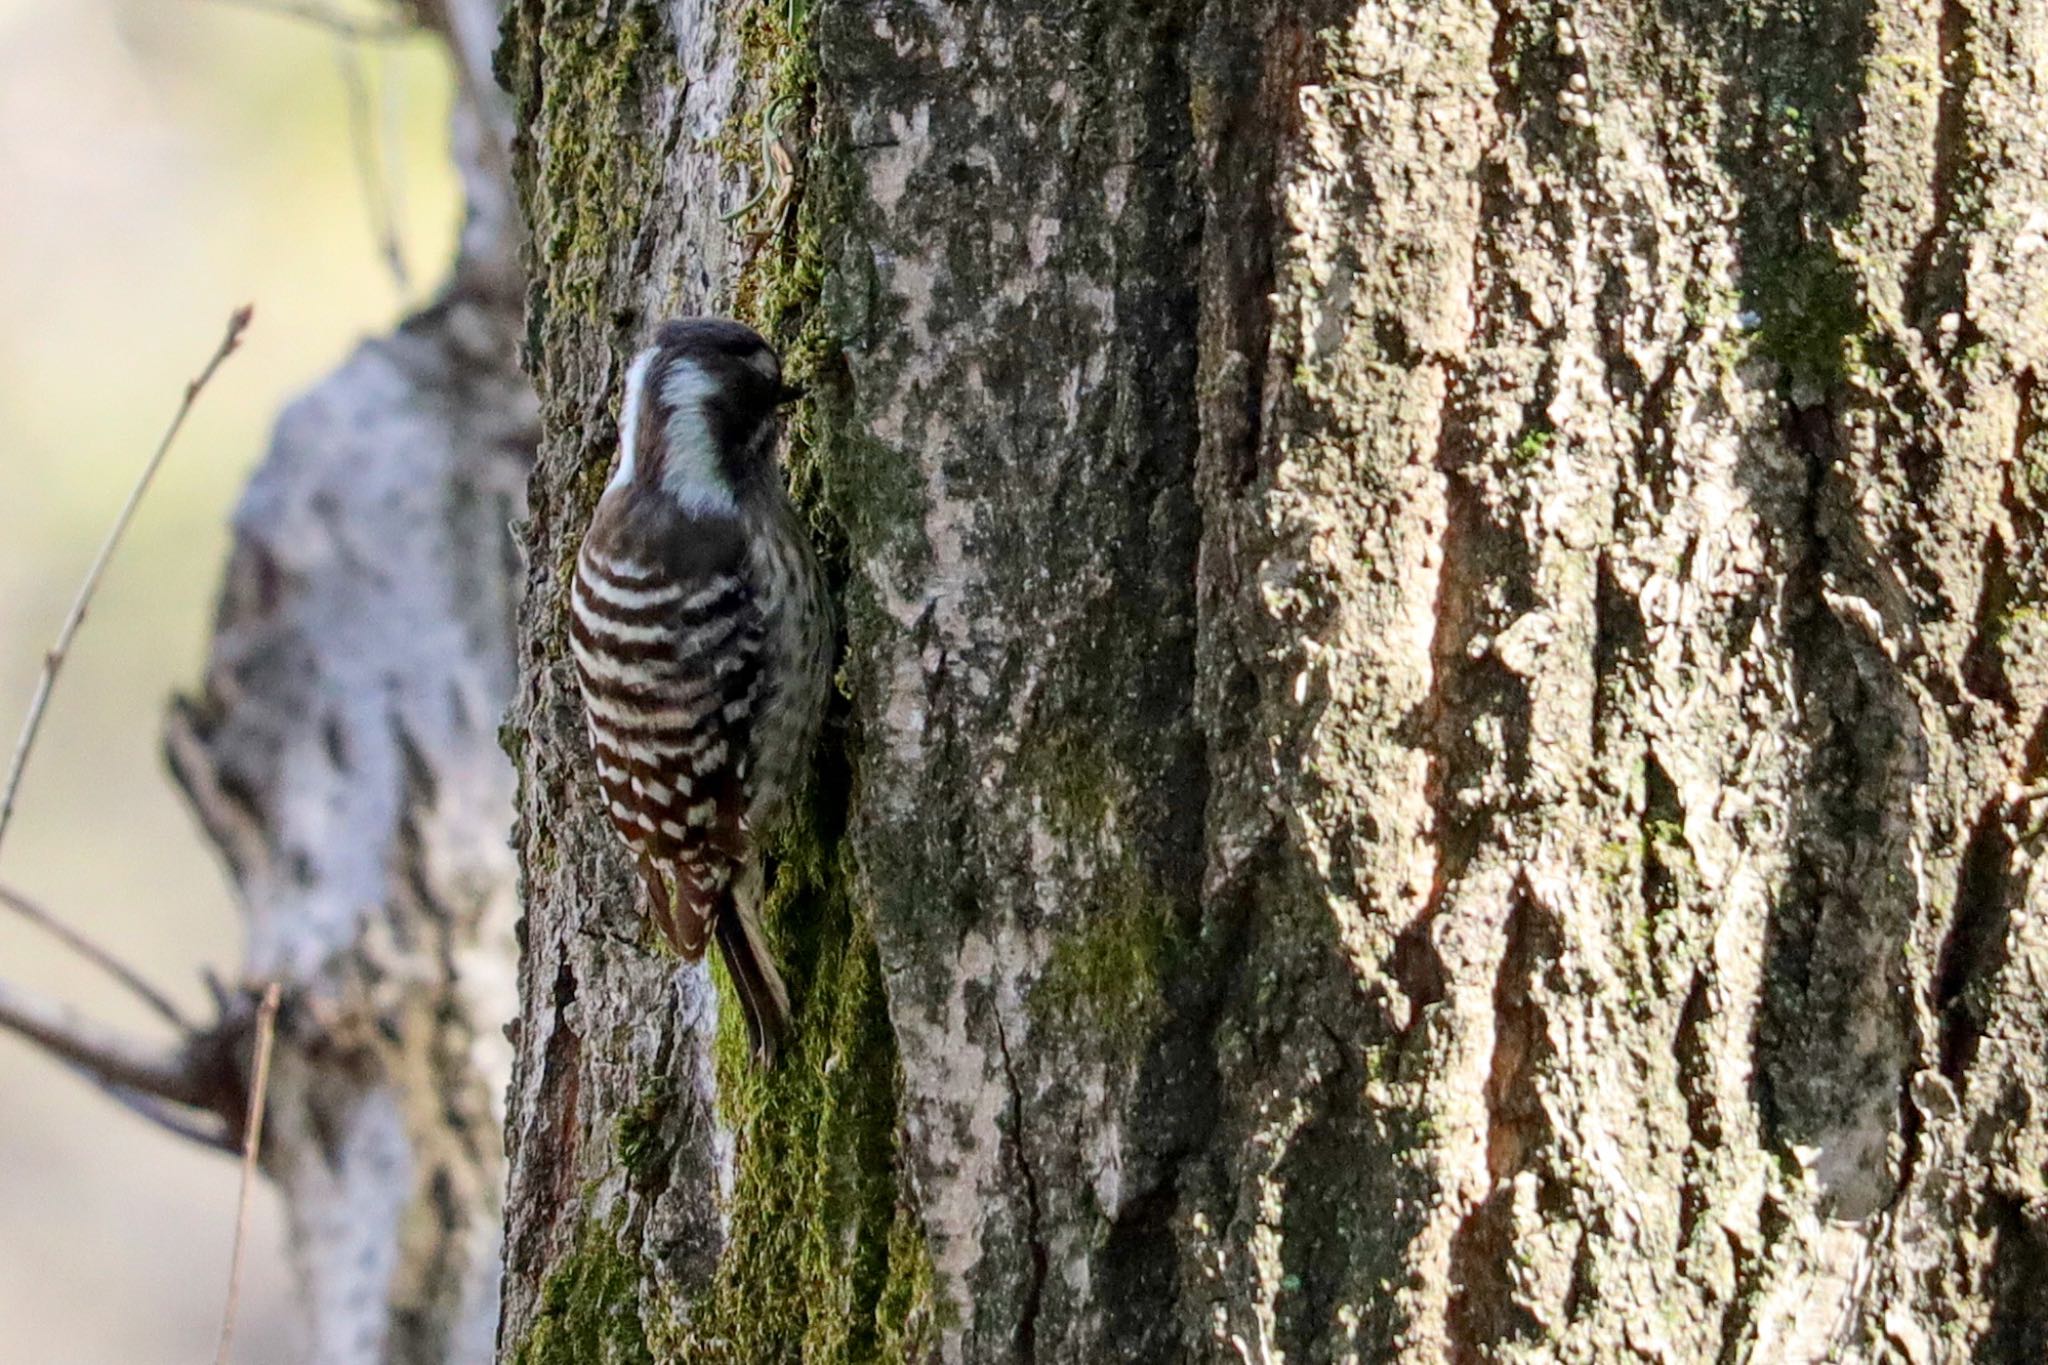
[214,982,281,1365]
[0,977,210,1107]
[0,882,189,1028]
[202,0,418,42]
[94,1083,234,1153]
[0,306,253,859]
[380,40,411,275]
[336,41,410,291]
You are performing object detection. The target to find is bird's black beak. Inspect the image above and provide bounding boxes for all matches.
[776,381,807,407]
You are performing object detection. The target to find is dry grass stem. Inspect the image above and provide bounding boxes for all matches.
[213,981,283,1365]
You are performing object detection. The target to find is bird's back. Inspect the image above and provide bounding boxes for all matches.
[570,492,761,952]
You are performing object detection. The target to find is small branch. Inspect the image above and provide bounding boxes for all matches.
[0,306,253,859]
[214,982,281,1365]
[97,1084,235,1153]
[0,968,269,1153]
[335,38,410,291]
[380,44,412,281]
[0,977,212,1107]
[0,882,189,1028]
[203,0,419,42]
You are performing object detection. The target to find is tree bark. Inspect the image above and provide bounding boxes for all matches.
[498,2,2048,1363]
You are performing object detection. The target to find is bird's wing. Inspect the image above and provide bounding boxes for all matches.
[571,507,764,957]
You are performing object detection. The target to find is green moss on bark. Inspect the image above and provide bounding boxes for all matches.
[504,0,930,1355]
[1032,885,1178,1041]
[730,0,928,576]
[1016,728,1187,1044]
[510,1213,658,1365]
[683,6,931,1360]
[1748,239,1873,393]
[680,832,927,1361]
[613,1076,677,1182]
[519,0,668,337]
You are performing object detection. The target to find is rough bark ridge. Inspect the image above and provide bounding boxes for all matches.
[166,2,535,1358]
[499,0,2048,1362]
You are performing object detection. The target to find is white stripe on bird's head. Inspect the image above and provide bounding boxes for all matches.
[657,358,738,515]
[610,346,660,492]
[612,348,739,517]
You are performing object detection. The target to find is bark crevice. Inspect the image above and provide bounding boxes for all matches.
[990,1009,1046,1364]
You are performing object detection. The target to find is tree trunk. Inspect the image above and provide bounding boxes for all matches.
[497,1,2048,1362]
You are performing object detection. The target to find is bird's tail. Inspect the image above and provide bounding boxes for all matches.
[714,883,792,1066]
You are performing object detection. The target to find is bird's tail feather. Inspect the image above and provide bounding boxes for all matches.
[714,892,792,1066]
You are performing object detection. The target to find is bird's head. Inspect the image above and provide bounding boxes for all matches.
[611,318,803,515]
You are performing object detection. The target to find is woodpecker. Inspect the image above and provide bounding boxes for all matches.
[569,318,831,1065]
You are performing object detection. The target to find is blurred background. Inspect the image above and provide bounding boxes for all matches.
[0,1,459,1358]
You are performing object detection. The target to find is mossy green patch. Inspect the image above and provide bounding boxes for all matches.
[1591,838,1636,889]
[1511,425,1556,467]
[875,1195,939,1354]
[1747,238,1872,393]
[1033,884,1179,1041]
[1990,601,2048,649]
[498,717,528,767]
[727,0,926,578]
[1020,728,1120,836]
[522,0,671,340]
[1015,728,1184,1041]
[673,826,928,1362]
[613,1076,677,1182]
[510,1212,658,1365]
